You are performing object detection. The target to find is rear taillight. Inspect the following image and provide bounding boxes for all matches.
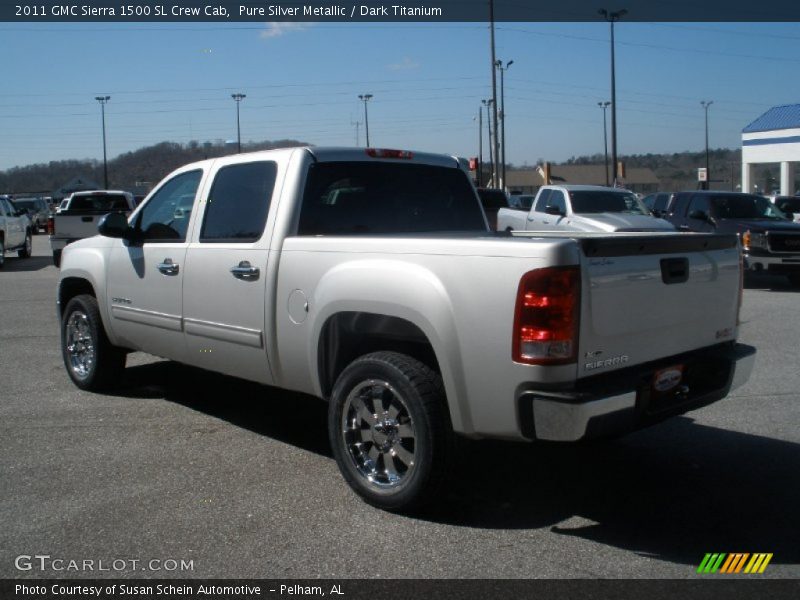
[47,215,54,235]
[365,148,413,159]
[513,266,580,365]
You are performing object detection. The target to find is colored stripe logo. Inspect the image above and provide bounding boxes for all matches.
[697,553,773,574]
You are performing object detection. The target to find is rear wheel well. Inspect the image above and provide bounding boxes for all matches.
[59,278,96,317]
[318,312,440,399]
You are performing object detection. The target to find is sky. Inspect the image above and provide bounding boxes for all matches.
[2,20,800,171]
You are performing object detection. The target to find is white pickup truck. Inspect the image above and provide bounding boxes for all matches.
[49,190,135,266]
[497,184,675,233]
[57,147,755,511]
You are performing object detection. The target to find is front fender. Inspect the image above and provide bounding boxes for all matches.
[58,246,115,344]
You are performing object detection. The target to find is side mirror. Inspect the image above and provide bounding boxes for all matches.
[98,212,131,239]
[544,205,565,217]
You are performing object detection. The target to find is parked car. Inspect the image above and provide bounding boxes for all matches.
[476,187,509,230]
[49,190,135,267]
[497,185,675,232]
[12,197,50,233]
[56,146,754,511]
[663,190,800,286]
[0,196,32,268]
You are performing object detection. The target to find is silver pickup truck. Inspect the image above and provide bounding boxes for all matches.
[497,184,675,233]
[49,190,135,266]
[57,147,755,511]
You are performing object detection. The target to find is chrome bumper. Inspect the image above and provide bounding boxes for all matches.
[523,343,756,442]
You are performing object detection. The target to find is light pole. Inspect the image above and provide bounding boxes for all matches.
[358,94,373,146]
[231,93,246,153]
[95,96,110,189]
[496,59,513,191]
[701,100,713,190]
[488,0,500,189]
[482,99,494,185]
[598,101,611,186]
[599,8,627,186]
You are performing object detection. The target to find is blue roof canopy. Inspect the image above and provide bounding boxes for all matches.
[743,104,800,133]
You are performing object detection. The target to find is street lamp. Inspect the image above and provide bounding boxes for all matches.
[701,100,714,190]
[231,93,246,153]
[599,8,627,186]
[94,96,110,189]
[482,99,494,184]
[358,94,373,147]
[496,59,513,191]
[598,101,611,186]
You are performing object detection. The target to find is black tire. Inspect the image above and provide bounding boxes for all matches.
[61,294,126,391]
[0,237,5,269]
[788,273,800,288]
[53,249,62,268]
[18,231,32,258]
[328,351,453,512]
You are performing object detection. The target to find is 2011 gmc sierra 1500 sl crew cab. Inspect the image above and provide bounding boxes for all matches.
[57,147,755,511]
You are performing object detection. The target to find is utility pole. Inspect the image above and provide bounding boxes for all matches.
[598,101,611,186]
[358,94,373,146]
[489,0,500,189]
[95,96,110,189]
[483,99,494,185]
[475,109,483,187]
[496,59,513,191]
[231,93,246,153]
[599,8,627,186]
[701,100,714,190]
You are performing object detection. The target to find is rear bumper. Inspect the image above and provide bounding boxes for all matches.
[519,342,756,442]
[49,238,77,251]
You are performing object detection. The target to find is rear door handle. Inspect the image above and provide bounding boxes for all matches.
[157,258,179,275]
[230,261,260,280]
[678,225,690,231]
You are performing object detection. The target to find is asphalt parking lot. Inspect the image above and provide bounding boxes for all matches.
[1,235,799,579]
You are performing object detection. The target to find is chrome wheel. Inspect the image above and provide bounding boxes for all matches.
[65,310,95,379]
[341,379,417,488]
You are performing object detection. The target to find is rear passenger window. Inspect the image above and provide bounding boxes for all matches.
[200,161,277,243]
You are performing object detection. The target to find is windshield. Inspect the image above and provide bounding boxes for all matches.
[568,190,648,215]
[711,194,786,220]
[775,197,800,213]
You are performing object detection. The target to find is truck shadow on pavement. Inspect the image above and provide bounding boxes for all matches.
[115,360,799,568]
[744,272,800,292]
[1,256,53,272]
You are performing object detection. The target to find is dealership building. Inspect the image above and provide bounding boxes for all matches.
[742,104,800,195]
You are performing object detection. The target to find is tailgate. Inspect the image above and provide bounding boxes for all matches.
[577,234,741,377]
[54,213,112,238]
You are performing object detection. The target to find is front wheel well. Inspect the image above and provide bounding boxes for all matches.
[59,278,97,318]
[318,312,440,399]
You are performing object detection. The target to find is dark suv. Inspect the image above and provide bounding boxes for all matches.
[664,191,800,286]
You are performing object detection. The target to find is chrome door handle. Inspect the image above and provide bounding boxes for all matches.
[157,258,179,275]
[678,225,690,231]
[230,261,260,279]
